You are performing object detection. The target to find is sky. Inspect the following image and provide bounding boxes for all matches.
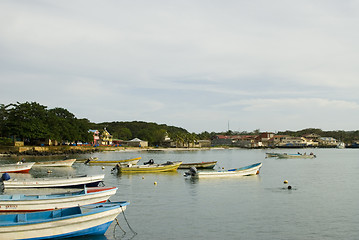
[1,1,359,134]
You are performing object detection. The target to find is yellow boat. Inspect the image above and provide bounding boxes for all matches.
[115,161,182,173]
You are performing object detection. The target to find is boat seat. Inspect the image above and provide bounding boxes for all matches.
[52,209,62,218]
[11,194,21,200]
[17,214,27,222]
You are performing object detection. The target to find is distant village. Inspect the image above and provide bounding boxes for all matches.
[80,129,350,149]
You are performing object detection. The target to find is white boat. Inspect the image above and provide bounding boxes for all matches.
[265,153,281,158]
[33,159,76,167]
[0,186,118,212]
[0,162,35,173]
[0,201,129,239]
[1,174,105,189]
[184,162,262,178]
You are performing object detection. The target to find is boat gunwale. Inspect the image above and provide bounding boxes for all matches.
[0,201,129,227]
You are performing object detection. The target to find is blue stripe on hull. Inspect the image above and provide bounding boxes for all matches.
[20,221,112,240]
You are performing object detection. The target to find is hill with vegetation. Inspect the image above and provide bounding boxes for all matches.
[1,102,358,146]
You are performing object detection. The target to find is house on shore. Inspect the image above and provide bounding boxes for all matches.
[124,138,148,147]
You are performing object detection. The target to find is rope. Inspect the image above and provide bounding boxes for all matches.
[112,203,137,239]
[120,204,137,236]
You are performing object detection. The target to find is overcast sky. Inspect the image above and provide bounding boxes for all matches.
[1,1,358,133]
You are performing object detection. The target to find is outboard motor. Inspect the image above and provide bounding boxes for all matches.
[144,159,154,165]
[184,167,198,177]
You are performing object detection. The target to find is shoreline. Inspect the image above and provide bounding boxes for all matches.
[0,145,230,157]
[0,144,330,157]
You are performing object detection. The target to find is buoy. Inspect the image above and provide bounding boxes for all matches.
[154,181,157,185]
[283,180,288,184]
[47,170,52,173]
[102,166,105,169]
[142,176,144,179]
[288,185,292,190]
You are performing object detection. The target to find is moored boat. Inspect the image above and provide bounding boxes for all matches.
[184,162,262,178]
[276,153,316,159]
[178,161,217,169]
[265,153,281,158]
[76,157,99,163]
[33,159,76,167]
[1,174,105,189]
[115,161,182,173]
[0,186,117,212]
[0,201,129,239]
[85,157,141,165]
[0,162,35,173]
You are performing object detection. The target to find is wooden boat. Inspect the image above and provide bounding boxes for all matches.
[178,161,217,169]
[0,186,117,212]
[0,201,129,239]
[85,157,141,165]
[0,162,35,173]
[33,159,76,167]
[265,153,281,158]
[184,162,262,178]
[75,157,99,163]
[115,161,182,173]
[276,153,316,159]
[1,174,105,189]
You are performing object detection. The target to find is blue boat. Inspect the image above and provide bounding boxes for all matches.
[0,201,129,239]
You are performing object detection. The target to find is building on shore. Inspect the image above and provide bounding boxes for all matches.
[124,138,148,147]
[211,132,339,148]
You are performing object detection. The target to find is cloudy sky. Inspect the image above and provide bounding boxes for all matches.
[1,1,358,133]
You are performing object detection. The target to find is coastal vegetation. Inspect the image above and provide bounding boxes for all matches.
[0,102,359,148]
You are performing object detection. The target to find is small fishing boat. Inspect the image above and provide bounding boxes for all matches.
[184,162,262,178]
[0,162,35,173]
[1,174,105,189]
[33,159,76,167]
[276,153,316,159]
[85,157,141,165]
[0,186,117,212]
[76,157,99,163]
[265,153,281,158]
[178,161,217,169]
[115,161,182,173]
[0,201,129,239]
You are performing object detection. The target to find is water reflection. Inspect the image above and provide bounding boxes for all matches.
[71,234,109,240]
[30,167,77,178]
[113,171,179,180]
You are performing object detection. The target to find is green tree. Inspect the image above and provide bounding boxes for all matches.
[6,102,49,143]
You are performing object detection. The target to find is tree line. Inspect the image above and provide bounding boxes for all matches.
[0,102,198,146]
[0,102,93,145]
[0,102,358,146]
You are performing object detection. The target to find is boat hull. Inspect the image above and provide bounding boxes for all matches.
[195,163,262,178]
[33,159,76,167]
[2,174,105,189]
[178,161,217,169]
[0,162,35,173]
[0,202,129,240]
[118,161,182,173]
[0,187,117,212]
[265,153,280,158]
[89,159,140,165]
[277,154,315,159]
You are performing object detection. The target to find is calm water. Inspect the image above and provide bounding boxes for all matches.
[1,148,359,240]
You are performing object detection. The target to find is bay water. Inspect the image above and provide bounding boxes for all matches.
[1,148,358,240]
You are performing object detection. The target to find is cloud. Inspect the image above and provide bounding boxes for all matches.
[1,0,359,133]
